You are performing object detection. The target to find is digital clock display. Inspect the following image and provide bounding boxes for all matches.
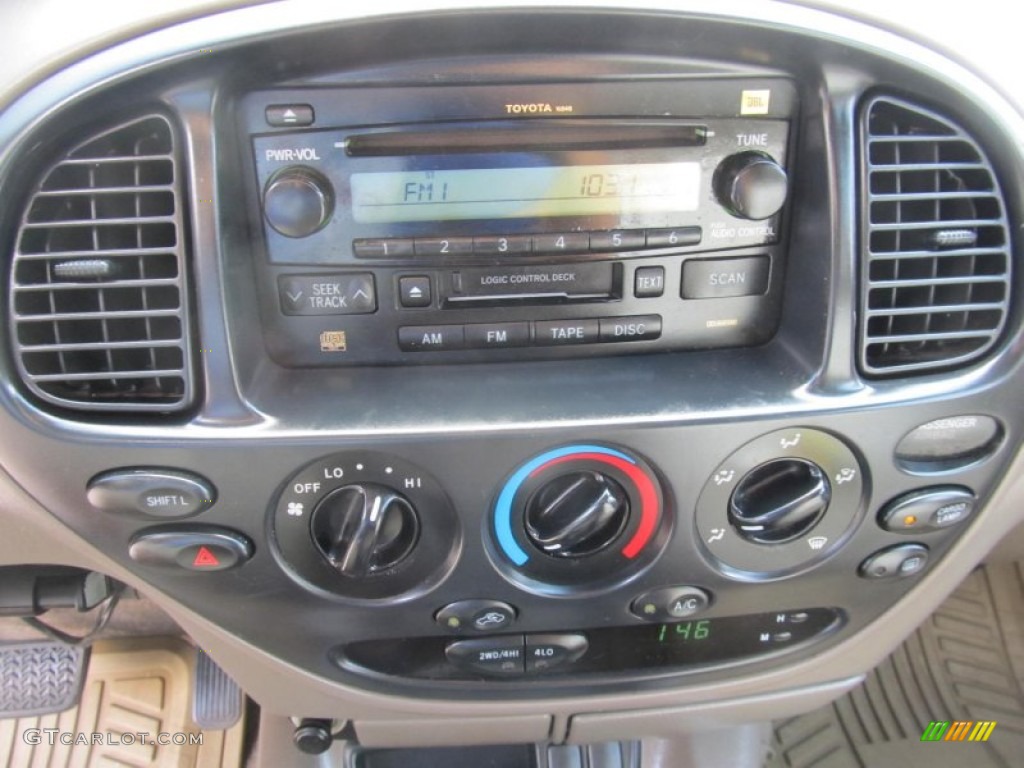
[657,619,712,643]
[349,163,700,224]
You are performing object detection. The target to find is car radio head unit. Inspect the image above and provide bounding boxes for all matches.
[241,79,796,366]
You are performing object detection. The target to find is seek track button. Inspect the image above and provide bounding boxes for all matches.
[279,274,377,315]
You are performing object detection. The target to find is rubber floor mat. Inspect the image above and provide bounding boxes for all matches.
[768,561,1024,768]
[0,642,87,718]
[0,637,244,767]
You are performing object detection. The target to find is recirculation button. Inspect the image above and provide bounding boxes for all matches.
[128,528,253,571]
[87,468,216,519]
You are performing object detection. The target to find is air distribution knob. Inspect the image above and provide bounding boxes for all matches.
[310,483,419,577]
[524,471,630,558]
[728,459,831,544]
[713,151,788,220]
[263,166,334,238]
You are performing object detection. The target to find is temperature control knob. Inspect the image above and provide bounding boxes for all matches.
[263,166,333,238]
[524,471,630,558]
[728,459,830,544]
[713,152,788,220]
[310,484,419,577]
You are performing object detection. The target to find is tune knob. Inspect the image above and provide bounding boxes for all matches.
[713,151,788,220]
[263,166,333,238]
[524,471,630,558]
[310,484,419,577]
[728,459,831,544]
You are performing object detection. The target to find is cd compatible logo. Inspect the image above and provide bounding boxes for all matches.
[920,720,997,742]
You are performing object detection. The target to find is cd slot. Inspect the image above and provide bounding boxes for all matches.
[345,122,706,156]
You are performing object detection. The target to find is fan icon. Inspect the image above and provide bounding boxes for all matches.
[287,502,304,517]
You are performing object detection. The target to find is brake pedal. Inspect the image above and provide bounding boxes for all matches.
[192,649,242,729]
[0,641,88,717]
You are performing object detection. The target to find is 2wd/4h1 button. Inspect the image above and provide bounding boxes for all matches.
[128,528,253,571]
[445,636,525,677]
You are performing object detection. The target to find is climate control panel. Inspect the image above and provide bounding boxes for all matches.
[257,422,988,690]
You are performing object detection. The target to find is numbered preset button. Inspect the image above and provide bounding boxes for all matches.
[532,232,590,253]
[473,235,532,255]
[414,237,474,256]
[645,226,702,248]
[590,230,646,251]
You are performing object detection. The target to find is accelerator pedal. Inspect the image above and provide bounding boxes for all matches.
[192,650,242,730]
[0,641,88,718]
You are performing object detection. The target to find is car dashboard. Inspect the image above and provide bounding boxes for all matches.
[0,0,1023,761]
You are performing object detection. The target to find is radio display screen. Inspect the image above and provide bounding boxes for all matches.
[350,163,700,224]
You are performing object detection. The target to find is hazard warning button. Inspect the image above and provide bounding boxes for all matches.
[128,528,253,571]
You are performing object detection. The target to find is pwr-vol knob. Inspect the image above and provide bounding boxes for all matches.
[311,484,419,577]
[490,444,669,595]
[713,152,788,220]
[263,166,333,237]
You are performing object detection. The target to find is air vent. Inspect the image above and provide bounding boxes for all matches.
[860,96,1011,376]
[9,115,193,412]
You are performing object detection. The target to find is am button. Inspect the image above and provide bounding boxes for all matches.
[682,255,770,299]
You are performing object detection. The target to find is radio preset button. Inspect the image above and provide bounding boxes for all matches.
[533,233,590,254]
[465,322,530,349]
[646,227,702,249]
[473,235,532,255]
[398,276,432,308]
[682,255,769,299]
[415,237,474,256]
[599,315,662,342]
[534,319,600,345]
[398,325,465,351]
[590,230,645,252]
[279,274,376,315]
[353,238,415,258]
[634,266,665,298]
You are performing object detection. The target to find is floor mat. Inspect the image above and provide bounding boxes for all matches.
[768,561,1024,768]
[0,636,245,767]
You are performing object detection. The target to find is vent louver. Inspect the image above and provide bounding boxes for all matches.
[9,115,193,412]
[860,97,1011,376]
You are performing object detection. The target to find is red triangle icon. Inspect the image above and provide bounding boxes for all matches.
[192,546,220,568]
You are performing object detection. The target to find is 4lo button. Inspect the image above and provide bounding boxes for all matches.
[435,599,518,633]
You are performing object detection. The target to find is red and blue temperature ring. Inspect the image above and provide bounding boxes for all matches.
[494,444,660,566]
